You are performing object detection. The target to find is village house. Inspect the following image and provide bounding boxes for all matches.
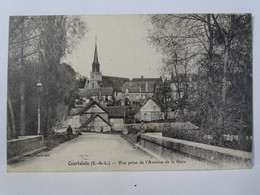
[81,113,112,132]
[122,76,162,104]
[134,98,164,122]
[71,100,111,132]
[78,87,114,105]
[69,100,126,132]
[105,106,125,131]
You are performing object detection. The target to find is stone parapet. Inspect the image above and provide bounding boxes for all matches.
[7,135,46,162]
[140,133,252,168]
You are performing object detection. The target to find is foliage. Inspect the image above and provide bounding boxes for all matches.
[162,125,252,152]
[76,76,87,88]
[7,15,87,139]
[147,14,252,142]
[153,81,173,119]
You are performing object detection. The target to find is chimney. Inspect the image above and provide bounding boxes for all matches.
[141,76,143,79]
[145,82,149,92]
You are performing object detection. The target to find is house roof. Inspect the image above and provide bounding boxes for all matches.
[105,106,125,118]
[132,77,162,82]
[79,87,114,98]
[122,81,157,93]
[74,100,108,115]
[102,76,130,92]
[70,107,83,115]
[140,97,163,111]
[80,113,111,128]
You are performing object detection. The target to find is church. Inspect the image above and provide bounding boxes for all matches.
[79,41,129,105]
[78,40,162,106]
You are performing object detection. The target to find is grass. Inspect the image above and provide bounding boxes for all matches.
[44,133,78,150]
[121,133,138,146]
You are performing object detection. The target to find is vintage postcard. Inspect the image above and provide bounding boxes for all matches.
[7,14,253,172]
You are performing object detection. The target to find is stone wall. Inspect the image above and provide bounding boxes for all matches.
[140,133,252,168]
[7,135,46,162]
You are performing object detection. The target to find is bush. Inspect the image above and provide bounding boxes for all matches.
[44,133,77,149]
[146,123,161,132]
[125,124,142,134]
[162,124,252,152]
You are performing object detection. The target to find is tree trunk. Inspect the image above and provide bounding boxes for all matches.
[222,42,229,105]
[211,15,231,128]
[61,104,70,122]
[220,41,229,128]
[7,114,12,140]
[20,79,26,135]
[19,18,26,136]
[7,93,17,139]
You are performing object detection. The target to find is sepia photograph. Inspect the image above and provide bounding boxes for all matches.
[6,14,253,172]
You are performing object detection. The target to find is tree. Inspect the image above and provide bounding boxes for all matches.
[7,15,87,139]
[147,14,198,121]
[153,79,172,120]
[147,14,252,138]
[76,76,87,88]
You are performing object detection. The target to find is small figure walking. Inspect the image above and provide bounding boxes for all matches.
[136,121,146,143]
[66,125,73,140]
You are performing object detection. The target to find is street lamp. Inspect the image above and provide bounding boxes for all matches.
[37,82,43,135]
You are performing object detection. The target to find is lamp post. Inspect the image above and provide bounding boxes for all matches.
[123,91,126,124]
[37,82,43,135]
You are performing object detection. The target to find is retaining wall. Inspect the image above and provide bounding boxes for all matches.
[7,135,46,162]
[140,133,252,168]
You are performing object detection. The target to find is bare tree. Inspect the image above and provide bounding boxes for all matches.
[147,14,252,139]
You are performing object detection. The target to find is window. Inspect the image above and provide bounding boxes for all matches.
[92,83,94,88]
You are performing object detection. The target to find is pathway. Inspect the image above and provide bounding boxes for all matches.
[8,133,215,172]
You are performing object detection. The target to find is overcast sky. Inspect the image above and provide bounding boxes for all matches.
[62,15,163,79]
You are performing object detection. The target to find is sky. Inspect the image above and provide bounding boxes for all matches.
[62,15,163,79]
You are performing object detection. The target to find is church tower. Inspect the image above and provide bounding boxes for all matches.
[88,38,102,89]
[92,41,100,72]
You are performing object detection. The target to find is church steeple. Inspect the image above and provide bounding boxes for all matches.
[92,37,100,72]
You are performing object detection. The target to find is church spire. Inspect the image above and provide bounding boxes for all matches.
[92,37,100,72]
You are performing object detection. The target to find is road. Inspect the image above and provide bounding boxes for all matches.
[8,133,216,172]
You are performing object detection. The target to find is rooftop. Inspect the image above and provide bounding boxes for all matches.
[122,81,157,93]
[79,87,114,98]
[73,100,108,115]
[132,77,162,82]
[105,106,125,118]
[102,76,130,92]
